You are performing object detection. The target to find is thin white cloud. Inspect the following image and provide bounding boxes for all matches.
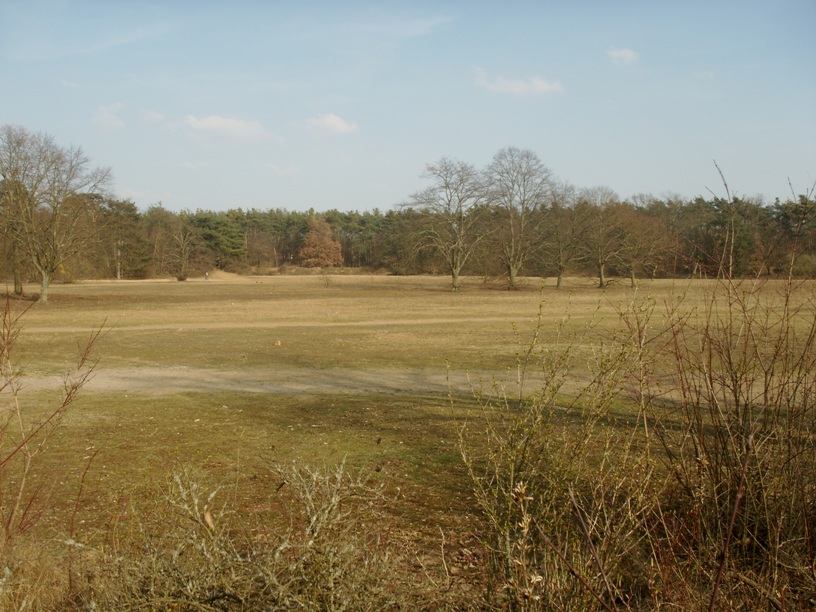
[60,78,80,89]
[607,47,639,66]
[84,25,171,54]
[307,112,359,134]
[4,22,175,62]
[141,109,165,123]
[186,115,267,139]
[474,69,563,96]
[93,102,125,129]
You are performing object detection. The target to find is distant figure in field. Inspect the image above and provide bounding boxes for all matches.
[204,272,209,282]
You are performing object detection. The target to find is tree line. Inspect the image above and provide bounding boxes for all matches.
[2,126,815,300]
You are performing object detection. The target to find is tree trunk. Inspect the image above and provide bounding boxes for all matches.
[598,261,606,288]
[556,273,564,289]
[10,244,23,296]
[507,262,521,290]
[630,268,637,287]
[13,268,22,296]
[39,270,51,303]
[450,269,460,292]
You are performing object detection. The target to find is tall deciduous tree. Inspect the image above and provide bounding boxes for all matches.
[579,186,624,288]
[242,208,283,269]
[142,204,178,276]
[300,216,343,268]
[540,182,590,289]
[0,125,111,302]
[409,158,485,291]
[0,178,27,295]
[632,194,689,276]
[171,215,202,280]
[484,147,553,289]
[615,202,666,286]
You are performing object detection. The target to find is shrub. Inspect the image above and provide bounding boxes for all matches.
[0,298,101,608]
[75,459,455,610]
[459,276,816,608]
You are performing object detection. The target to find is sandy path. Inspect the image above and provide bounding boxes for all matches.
[16,365,508,397]
[22,315,528,335]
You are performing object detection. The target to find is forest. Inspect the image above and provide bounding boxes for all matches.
[2,125,815,299]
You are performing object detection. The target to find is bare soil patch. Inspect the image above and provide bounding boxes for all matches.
[20,364,481,396]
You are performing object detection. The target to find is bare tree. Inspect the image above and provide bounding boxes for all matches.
[540,182,591,289]
[409,158,486,291]
[171,218,200,281]
[615,202,668,286]
[142,203,179,276]
[579,186,624,288]
[0,179,27,295]
[630,193,690,276]
[0,125,111,302]
[484,147,553,289]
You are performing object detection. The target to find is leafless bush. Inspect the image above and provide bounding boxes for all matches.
[76,458,453,610]
[649,276,816,609]
[460,190,816,609]
[643,177,816,608]
[459,299,661,609]
[320,269,333,287]
[0,298,101,609]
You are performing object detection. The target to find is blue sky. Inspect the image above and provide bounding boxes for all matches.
[1,0,814,213]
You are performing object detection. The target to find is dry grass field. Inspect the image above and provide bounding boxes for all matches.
[2,273,814,609]
[10,273,605,527]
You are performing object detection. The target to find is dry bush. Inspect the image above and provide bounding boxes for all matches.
[0,298,101,610]
[460,219,816,609]
[72,458,458,610]
[459,299,659,609]
[649,277,816,609]
[644,182,816,609]
[452,181,816,610]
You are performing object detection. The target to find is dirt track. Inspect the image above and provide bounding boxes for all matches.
[22,315,527,335]
[17,364,503,397]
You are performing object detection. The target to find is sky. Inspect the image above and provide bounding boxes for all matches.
[1,0,814,213]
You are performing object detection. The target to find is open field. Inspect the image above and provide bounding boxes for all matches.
[6,276,644,544]
[4,272,804,516]
[3,273,815,608]
[14,272,719,380]
[11,274,617,528]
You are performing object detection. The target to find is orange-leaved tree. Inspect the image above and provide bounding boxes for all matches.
[300,216,343,268]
